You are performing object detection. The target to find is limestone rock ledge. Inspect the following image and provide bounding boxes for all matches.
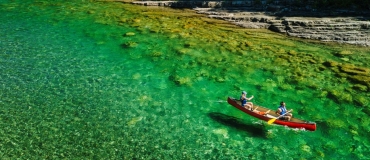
[195,8,370,46]
[125,0,370,46]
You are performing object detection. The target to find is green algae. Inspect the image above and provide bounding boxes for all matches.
[1,0,370,159]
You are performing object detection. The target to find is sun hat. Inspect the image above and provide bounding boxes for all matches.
[242,91,247,94]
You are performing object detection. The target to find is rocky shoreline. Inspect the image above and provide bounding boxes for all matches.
[126,1,370,46]
[195,8,370,46]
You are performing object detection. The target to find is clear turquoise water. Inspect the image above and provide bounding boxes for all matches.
[1,0,369,159]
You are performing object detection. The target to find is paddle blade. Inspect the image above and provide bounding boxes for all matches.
[267,118,277,124]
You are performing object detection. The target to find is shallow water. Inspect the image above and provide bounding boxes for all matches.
[1,0,369,159]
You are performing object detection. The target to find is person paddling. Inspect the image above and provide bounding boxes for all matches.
[240,91,254,110]
[276,101,293,121]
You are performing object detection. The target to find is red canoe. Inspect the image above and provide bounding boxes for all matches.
[227,97,316,131]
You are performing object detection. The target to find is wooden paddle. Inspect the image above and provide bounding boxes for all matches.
[267,109,292,124]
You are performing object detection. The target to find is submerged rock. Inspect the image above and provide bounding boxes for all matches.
[125,32,136,36]
[340,65,370,75]
[323,61,339,67]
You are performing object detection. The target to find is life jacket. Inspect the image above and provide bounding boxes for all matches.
[257,111,266,115]
[279,106,287,115]
[240,96,247,106]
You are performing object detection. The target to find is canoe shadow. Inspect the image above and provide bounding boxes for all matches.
[208,112,266,138]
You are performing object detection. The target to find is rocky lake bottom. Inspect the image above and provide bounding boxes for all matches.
[0,0,369,159]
